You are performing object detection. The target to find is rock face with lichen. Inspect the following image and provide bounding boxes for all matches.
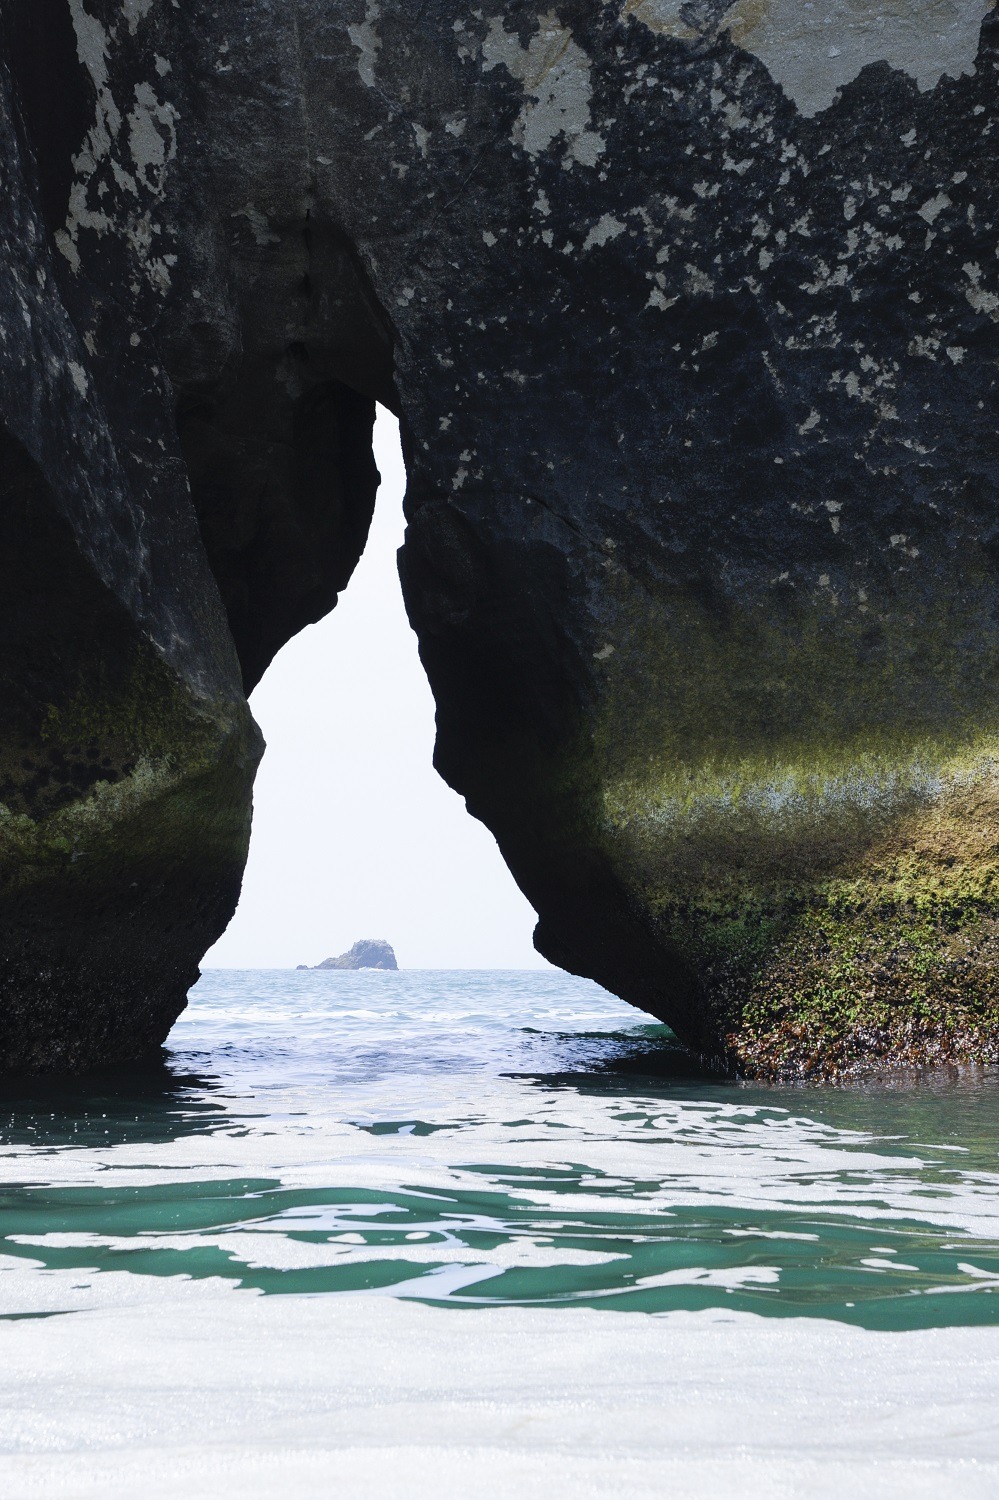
[1,1,998,1076]
[312,940,399,971]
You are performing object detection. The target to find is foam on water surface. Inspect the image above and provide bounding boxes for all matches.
[1,970,998,1495]
[2,1294,999,1499]
[2,969,998,1326]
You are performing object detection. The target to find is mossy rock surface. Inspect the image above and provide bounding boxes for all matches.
[0,650,259,1073]
[598,734,999,1076]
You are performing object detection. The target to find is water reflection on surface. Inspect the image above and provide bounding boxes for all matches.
[0,1065,229,1152]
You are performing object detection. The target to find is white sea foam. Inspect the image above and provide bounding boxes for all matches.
[1,970,998,1493]
[0,1292,998,1498]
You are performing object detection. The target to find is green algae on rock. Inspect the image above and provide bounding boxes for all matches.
[584,552,999,1072]
[0,632,260,1073]
[602,753,999,1078]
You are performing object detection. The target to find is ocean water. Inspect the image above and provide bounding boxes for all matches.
[2,967,998,1327]
[2,969,999,1498]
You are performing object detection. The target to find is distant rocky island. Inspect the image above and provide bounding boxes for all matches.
[297,940,398,972]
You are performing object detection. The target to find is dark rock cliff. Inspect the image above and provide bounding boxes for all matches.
[1,1,997,1075]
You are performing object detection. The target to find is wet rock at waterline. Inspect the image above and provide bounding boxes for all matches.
[308,940,399,972]
[0,3,997,1076]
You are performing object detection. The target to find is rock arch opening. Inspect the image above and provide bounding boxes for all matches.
[1,2,998,1077]
[203,408,546,974]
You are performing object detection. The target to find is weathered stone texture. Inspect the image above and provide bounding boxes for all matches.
[1,1,997,1073]
[312,939,399,971]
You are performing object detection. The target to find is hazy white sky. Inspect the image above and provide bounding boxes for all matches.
[205,410,550,970]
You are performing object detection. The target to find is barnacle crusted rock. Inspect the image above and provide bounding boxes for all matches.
[1,1,997,1075]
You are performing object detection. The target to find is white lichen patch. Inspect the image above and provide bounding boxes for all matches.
[348,0,381,90]
[69,0,112,95]
[583,214,626,250]
[127,82,178,191]
[482,13,605,166]
[647,287,679,310]
[67,361,89,397]
[59,2,179,292]
[627,0,995,117]
[918,191,951,223]
[122,0,153,34]
[963,261,999,319]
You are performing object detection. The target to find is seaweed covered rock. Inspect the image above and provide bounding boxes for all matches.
[2,1,998,1075]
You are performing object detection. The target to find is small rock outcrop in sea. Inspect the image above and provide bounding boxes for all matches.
[1,3,998,1076]
[312,940,399,972]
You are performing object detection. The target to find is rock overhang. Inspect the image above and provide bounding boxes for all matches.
[0,0,995,1075]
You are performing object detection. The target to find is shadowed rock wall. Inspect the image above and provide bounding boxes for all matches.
[1,0,997,1075]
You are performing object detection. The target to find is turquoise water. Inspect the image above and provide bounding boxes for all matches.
[1,968,998,1330]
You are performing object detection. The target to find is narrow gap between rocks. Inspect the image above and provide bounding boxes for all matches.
[204,408,549,972]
